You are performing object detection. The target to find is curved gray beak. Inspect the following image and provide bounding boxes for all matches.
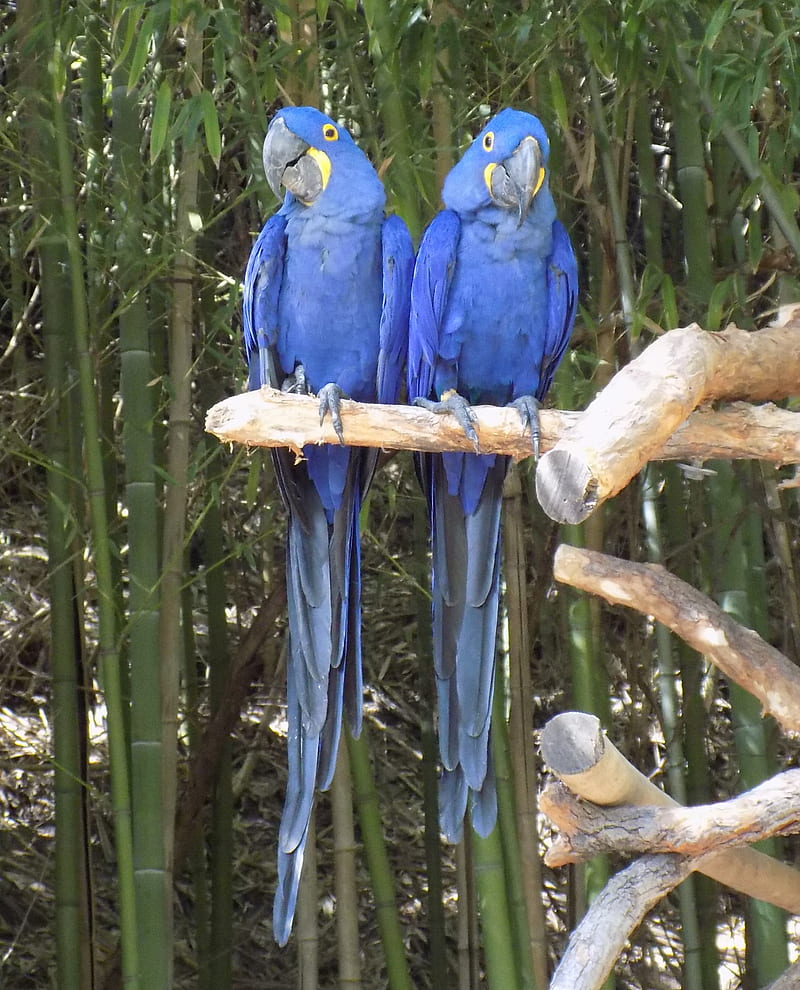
[262,116,323,204]
[489,136,544,225]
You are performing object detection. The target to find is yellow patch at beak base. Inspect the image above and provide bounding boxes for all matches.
[307,147,331,192]
[483,162,496,195]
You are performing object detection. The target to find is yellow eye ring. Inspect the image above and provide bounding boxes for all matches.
[322,123,338,142]
[482,131,494,152]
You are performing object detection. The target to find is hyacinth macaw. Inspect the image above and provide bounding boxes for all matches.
[408,108,577,842]
[242,106,413,944]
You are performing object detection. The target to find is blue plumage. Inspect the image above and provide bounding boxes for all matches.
[242,107,413,944]
[408,108,578,842]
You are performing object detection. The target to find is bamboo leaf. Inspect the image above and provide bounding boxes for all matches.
[703,0,733,50]
[150,81,171,164]
[127,8,160,91]
[548,69,569,133]
[706,275,734,331]
[111,1,145,72]
[661,273,678,331]
[200,90,221,168]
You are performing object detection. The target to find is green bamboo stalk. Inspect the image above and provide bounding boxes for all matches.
[632,97,664,272]
[361,0,423,236]
[346,726,413,990]
[110,8,169,984]
[332,742,361,987]
[471,825,519,990]
[429,0,455,196]
[159,17,204,967]
[641,468,704,990]
[181,603,212,990]
[585,65,637,340]
[411,496,449,985]
[456,836,479,989]
[297,811,319,986]
[17,7,92,986]
[45,6,139,984]
[490,680,535,990]
[205,487,233,989]
[670,85,715,307]
[501,467,548,990]
[664,466,721,990]
[677,50,800,261]
[710,462,789,985]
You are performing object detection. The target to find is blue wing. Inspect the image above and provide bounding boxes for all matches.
[377,214,414,405]
[407,210,460,403]
[539,219,578,398]
[243,213,288,391]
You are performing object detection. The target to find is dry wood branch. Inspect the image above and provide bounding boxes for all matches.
[553,544,800,735]
[549,853,695,990]
[540,711,800,913]
[174,585,286,865]
[204,389,800,465]
[540,771,800,865]
[535,314,800,523]
[765,958,800,990]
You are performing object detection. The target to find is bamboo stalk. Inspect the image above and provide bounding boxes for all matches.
[709,463,789,983]
[501,467,548,990]
[159,18,204,967]
[332,741,361,988]
[18,5,93,985]
[111,10,169,983]
[472,825,520,990]
[641,468,704,990]
[47,9,139,984]
[411,496,449,985]
[346,727,413,990]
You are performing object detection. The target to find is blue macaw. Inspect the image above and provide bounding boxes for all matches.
[407,108,577,842]
[242,106,413,944]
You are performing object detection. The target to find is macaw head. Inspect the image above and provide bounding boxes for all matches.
[262,106,384,215]
[442,108,552,224]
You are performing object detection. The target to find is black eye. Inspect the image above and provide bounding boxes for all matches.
[482,131,494,152]
[323,124,338,142]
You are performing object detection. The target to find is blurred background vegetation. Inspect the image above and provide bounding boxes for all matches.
[1,0,799,987]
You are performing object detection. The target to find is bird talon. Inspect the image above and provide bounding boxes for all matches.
[318,382,346,444]
[282,363,309,395]
[509,395,541,459]
[414,392,480,452]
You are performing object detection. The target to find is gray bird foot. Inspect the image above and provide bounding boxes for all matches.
[508,395,541,459]
[414,390,480,452]
[281,363,309,395]
[318,382,346,444]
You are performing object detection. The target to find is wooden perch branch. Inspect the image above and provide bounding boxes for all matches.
[548,853,694,990]
[535,314,800,523]
[552,543,800,734]
[204,383,800,464]
[540,711,800,914]
[540,770,800,864]
[542,712,800,989]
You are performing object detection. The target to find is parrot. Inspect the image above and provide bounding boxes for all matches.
[407,108,578,843]
[241,106,413,945]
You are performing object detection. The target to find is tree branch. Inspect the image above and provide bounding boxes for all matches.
[536,313,800,523]
[205,390,800,468]
[540,771,800,865]
[552,544,800,735]
[548,853,695,990]
[539,711,800,914]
